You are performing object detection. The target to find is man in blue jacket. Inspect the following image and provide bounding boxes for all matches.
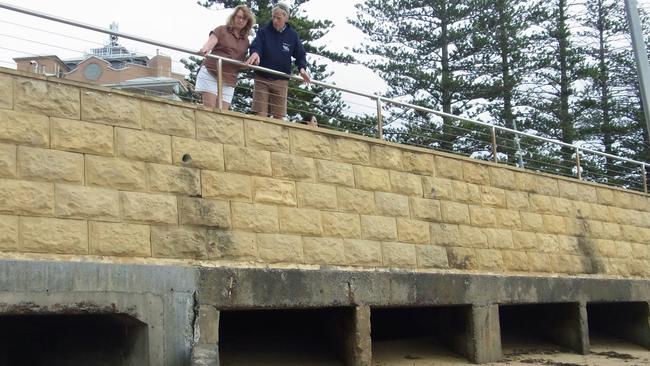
[245,2,311,119]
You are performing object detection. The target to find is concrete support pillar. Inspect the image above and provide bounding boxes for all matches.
[469,304,502,364]
[546,302,589,355]
[342,305,372,366]
[191,305,220,366]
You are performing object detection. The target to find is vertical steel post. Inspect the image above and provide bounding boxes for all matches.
[576,147,582,180]
[491,126,498,163]
[625,0,650,140]
[217,58,224,111]
[643,164,648,193]
[376,98,383,140]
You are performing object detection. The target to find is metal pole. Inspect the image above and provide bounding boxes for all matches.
[376,98,383,140]
[643,164,648,193]
[491,126,498,163]
[217,59,223,111]
[575,147,582,180]
[625,0,650,140]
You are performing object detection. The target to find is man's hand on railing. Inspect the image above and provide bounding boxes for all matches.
[246,52,260,66]
[299,68,311,84]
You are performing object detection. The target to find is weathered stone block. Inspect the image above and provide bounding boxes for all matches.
[172,137,224,171]
[316,159,354,187]
[435,156,463,180]
[596,187,615,206]
[303,237,345,265]
[490,167,517,190]
[375,192,410,217]
[552,197,576,216]
[55,184,119,221]
[557,236,581,255]
[371,145,403,170]
[441,201,470,225]
[516,173,559,196]
[272,153,315,181]
[332,138,370,165]
[179,197,230,228]
[592,239,631,259]
[338,187,376,215]
[202,171,251,202]
[416,245,449,268]
[558,180,597,203]
[81,91,142,128]
[431,223,460,246]
[208,230,257,260]
[18,147,83,183]
[496,209,522,229]
[506,191,529,210]
[297,182,337,210]
[469,206,497,228]
[231,202,278,233]
[630,243,650,260]
[253,177,296,206]
[0,110,49,148]
[476,249,504,270]
[485,228,514,249]
[290,129,331,159]
[402,151,434,175]
[279,207,322,235]
[147,163,200,195]
[521,212,544,233]
[527,252,552,272]
[120,191,178,225]
[422,176,452,200]
[452,181,481,204]
[354,166,390,192]
[321,212,361,239]
[21,217,87,254]
[89,222,150,257]
[224,145,272,176]
[463,162,490,185]
[397,219,430,244]
[447,247,478,270]
[590,204,610,222]
[410,197,441,222]
[15,78,79,119]
[51,117,113,156]
[116,128,171,164]
[575,202,593,219]
[0,215,18,250]
[257,234,303,263]
[142,101,195,137]
[245,120,290,152]
[459,225,488,248]
[481,186,506,208]
[529,194,554,214]
[360,215,397,241]
[382,242,417,267]
[0,179,53,215]
[152,226,208,259]
[85,155,146,191]
[543,215,566,235]
[502,250,530,272]
[343,239,382,266]
[513,231,537,250]
[0,74,12,110]
[196,111,244,145]
[390,171,423,196]
[0,144,16,178]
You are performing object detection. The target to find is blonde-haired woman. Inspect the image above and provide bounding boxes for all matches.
[197,5,255,109]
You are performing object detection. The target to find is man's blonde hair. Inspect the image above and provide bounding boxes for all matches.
[226,4,255,36]
[272,2,290,17]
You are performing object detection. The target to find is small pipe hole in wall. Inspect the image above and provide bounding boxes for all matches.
[181,153,192,164]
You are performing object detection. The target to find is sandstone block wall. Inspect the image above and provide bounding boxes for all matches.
[0,68,649,277]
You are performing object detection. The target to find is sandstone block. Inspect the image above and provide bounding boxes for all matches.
[231,202,278,233]
[337,187,376,215]
[179,197,230,228]
[316,160,354,187]
[0,215,18,250]
[21,217,87,254]
[592,239,630,259]
[0,144,16,178]
[431,223,460,246]
[441,201,470,225]
[120,191,178,225]
[529,194,554,214]
[451,181,481,204]
[196,111,244,145]
[521,212,544,233]
[290,129,331,159]
[371,145,403,170]
[0,74,12,110]
[459,225,488,248]
[279,207,322,235]
[552,197,576,216]
[558,180,597,203]
[257,234,303,263]
[332,138,370,165]
[575,202,593,219]
[147,164,200,195]
[245,120,290,152]
[0,110,49,148]
[297,182,337,210]
[81,90,141,128]
[512,231,537,250]
[584,220,606,239]
[303,237,345,265]
[51,117,113,156]
[142,101,195,137]
[382,242,417,267]
[55,184,119,221]
[85,155,146,191]
[630,243,650,260]
[469,206,497,228]
[490,167,517,190]
[557,236,581,255]
[254,177,296,206]
[476,249,504,270]
[590,204,610,222]
[447,247,478,270]
[596,187,615,206]
[527,252,552,272]
[485,228,514,249]
[505,191,529,210]
[402,151,434,175]
[172,137,224,171]
[390,171,423,196]
[463,162,490,185]
[0,179,53,215]
[416,245,449,268]
[516,173,559,196]
[502,250,530,272]
[361,215,397,241]
[272,153,315,182]
[208,230,257,260]
[15,78,79,119]
[344,239,382,266]
[202,171,251,202]
[224,145,272,176]
[435,156,462,180]
[89,222,150,257]
[543,215,566,235]
[410,198,441,222]
[152,226,208,259]
[397,219,430,244]
[481,186,506,208]
[18,147,83,183]
[496,209,521,229]
[354,166,390,192]
[375,192,410,217]
[322,212,361,239]
[422,176,452,200]
[116,128,171,164]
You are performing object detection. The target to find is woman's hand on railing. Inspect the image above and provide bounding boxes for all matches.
[246,52,260,66]
[299,68,311,84]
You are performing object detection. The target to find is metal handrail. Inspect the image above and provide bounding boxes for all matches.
[1,1,648,192]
